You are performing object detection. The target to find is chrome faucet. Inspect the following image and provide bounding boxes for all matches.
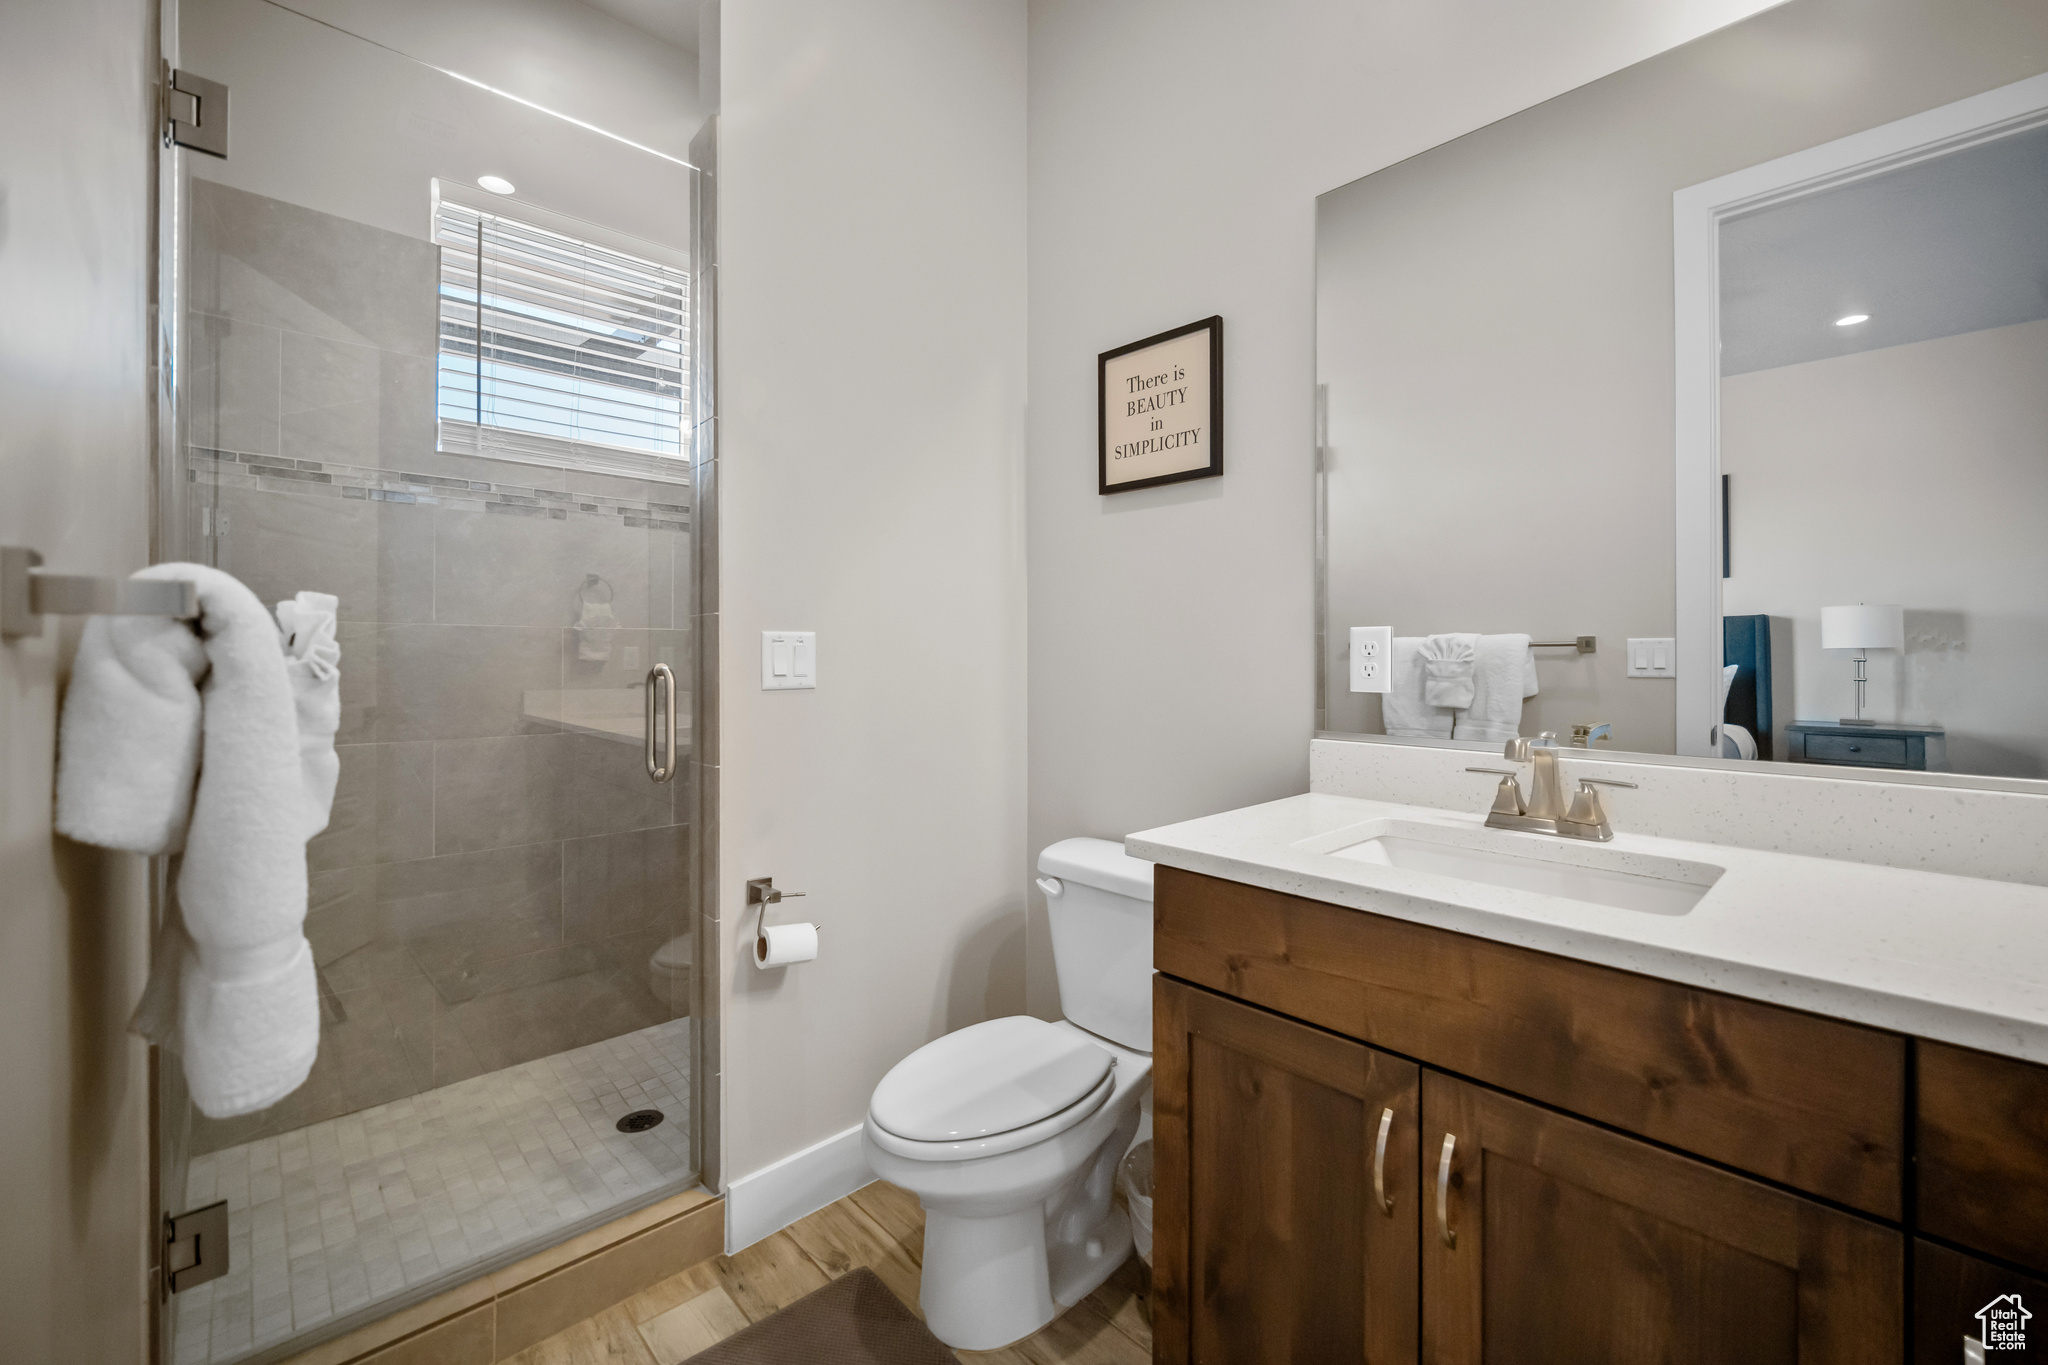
[1465,735,1636,841]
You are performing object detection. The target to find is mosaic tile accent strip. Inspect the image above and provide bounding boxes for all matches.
[171,1016,694,1365]
[187,448,691,532]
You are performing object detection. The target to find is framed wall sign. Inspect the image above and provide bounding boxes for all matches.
[1098,315,1223,494]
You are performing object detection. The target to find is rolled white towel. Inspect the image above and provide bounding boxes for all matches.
[57,564,340,1119]
[55,609,206,852]
[1420,633,1479,709]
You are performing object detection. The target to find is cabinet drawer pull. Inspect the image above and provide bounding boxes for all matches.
[1436,1132,1458,1249]
[1373,1108,1395,1216]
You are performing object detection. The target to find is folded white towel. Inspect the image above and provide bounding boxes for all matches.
[1452,633,1538,743]
[1420,633,1479,709]
[56,565,340,1119]
[1383,636,1453,739]
[277,591,343,823]
[574,597,618,662]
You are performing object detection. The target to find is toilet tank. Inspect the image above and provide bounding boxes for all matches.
[1037,838,1154,1052]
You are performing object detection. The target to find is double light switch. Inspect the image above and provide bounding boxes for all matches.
[1627,638,1676,678]
[762,631,816,689]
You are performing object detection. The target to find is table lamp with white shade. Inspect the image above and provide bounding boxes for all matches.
[1821,603,1904,725]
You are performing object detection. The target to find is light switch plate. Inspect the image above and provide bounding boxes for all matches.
[1627,637,1676,678]
[761,631,816,689]
[1349,626,1392,693]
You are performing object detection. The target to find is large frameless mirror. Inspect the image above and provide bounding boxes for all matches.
[1314,0,2048,786]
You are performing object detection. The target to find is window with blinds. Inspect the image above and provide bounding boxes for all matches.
[435,200,688,473]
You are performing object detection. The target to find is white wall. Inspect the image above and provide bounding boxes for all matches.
[1021,0,1781,1017]
[186,0,693,249]
[0,0,157,1358]
[1723,318,2048,777]
[280,0,706,159]
[716,0,1029,1190]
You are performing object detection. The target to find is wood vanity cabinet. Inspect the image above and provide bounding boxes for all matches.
[1420,1070,1899,1364]
[1917,1040,2048,1275]
[1151,866,1913,1365]
[1913,1240,2048,1362]
[1152,978,1419,1363]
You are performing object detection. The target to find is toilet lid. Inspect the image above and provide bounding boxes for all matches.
[869,1016,1116,1143]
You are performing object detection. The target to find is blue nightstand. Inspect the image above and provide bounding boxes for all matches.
[1784,720,1945,771]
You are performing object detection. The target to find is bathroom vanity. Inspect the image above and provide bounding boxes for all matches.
[1133,783,2048,1364]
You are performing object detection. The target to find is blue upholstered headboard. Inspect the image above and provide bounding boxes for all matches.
[1722,614,1773,760]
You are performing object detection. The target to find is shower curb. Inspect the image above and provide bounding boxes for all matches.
[273,1187,723,1365]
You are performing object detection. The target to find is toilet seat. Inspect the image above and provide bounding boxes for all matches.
[867,1069,1117,1162]
[868,1016,1118,1161]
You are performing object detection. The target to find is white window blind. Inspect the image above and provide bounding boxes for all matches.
[435,201,688,473]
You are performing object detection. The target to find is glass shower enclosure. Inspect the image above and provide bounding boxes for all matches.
[153,3,714,1361]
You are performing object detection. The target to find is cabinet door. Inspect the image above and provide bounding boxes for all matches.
[1918,1040,2048,1275]
[1154,976,1421,1364]
[1914,1239,2047,1362]
[1422,1070,1902,1365]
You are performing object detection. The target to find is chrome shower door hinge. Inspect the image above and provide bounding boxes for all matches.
[164,1200,230,1296]
[164,64,229,159]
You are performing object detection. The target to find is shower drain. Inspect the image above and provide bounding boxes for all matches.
[616,1109,666,1134]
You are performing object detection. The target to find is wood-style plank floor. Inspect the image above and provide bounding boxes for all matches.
[504,1180,1153,1364]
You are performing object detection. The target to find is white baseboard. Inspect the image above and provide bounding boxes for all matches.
[724,1122,873,1254]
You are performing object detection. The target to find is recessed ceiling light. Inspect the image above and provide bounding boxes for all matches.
[477,175,516,195]
[1835,313,1870,327]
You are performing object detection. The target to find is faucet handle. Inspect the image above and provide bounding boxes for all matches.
[1561,778,1637,839]
[1563,783,1609,832]
[1466,767,1526,817]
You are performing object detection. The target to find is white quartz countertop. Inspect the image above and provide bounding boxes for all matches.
[1127,792,2048,1065]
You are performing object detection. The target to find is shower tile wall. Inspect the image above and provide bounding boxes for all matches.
[185,179,693,1155]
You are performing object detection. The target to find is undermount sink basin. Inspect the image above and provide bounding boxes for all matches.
[1323,821,1723,916]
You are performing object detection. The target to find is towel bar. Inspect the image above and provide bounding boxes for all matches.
[1531,636,1597,653]
[1,546,202,640]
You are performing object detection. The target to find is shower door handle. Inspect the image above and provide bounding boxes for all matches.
[645,664,677,783]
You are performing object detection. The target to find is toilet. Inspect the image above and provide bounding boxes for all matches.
[647,933,692,1012]
[862,837,1154,1350]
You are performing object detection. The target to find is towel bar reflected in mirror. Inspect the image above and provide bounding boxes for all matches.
[1531,636,1597,653]
[1,546,203,641]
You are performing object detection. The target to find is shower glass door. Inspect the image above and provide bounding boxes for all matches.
[158,3,706,1360]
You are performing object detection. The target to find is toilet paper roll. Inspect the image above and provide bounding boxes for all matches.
[754,922,819,969]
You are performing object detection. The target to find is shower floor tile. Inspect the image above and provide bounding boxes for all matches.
[172,1016,693,1365]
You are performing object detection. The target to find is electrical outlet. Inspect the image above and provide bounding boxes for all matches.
[1350,626,1393,693]
[1627,638,1676,678]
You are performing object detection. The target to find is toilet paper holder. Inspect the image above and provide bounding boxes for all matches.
[746,877,819,967]
[746,877,803,908]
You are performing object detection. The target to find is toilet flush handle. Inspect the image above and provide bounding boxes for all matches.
[1035,876,1064,899]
